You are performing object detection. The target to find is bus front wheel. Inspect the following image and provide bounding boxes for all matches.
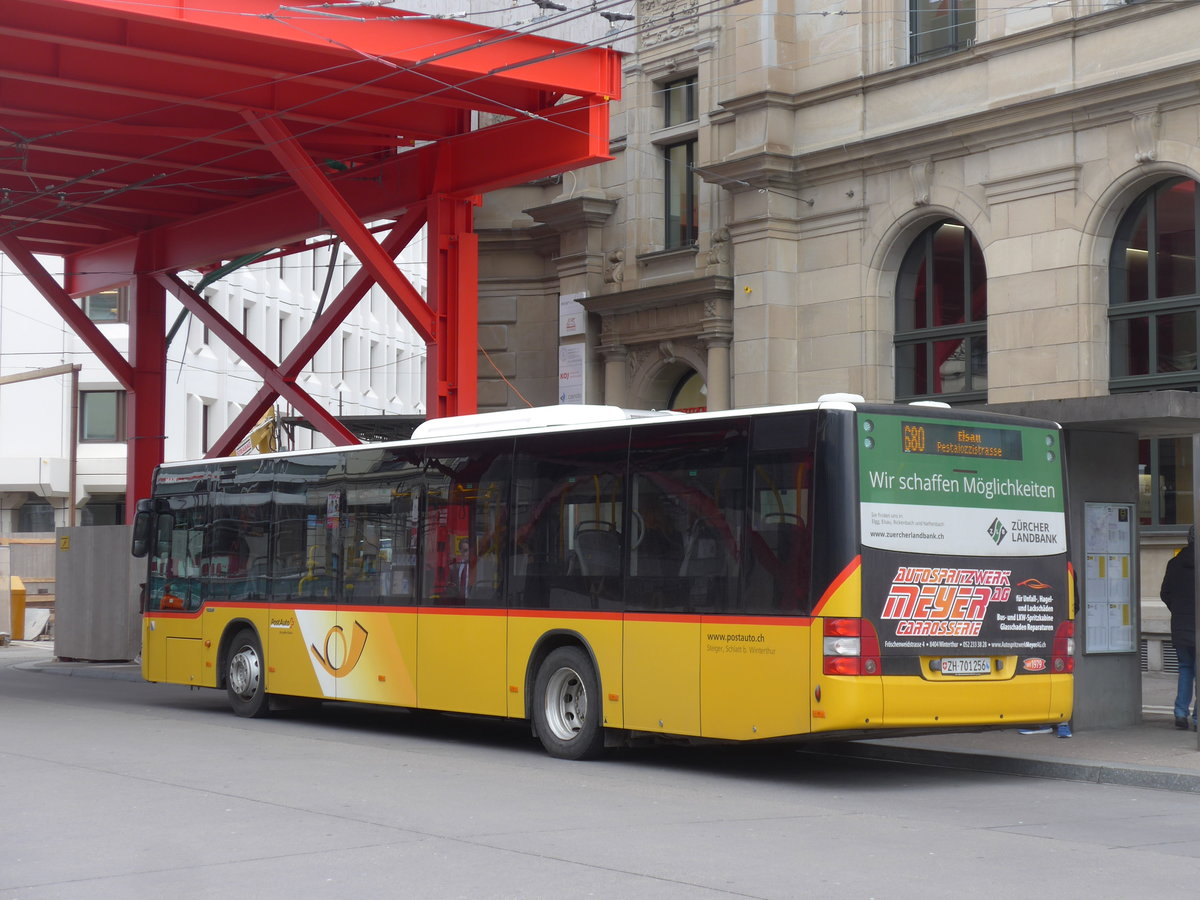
[226,629,269,718]
[533,646,604,760]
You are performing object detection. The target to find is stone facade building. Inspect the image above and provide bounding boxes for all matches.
[477,1,1200,416]
[468,0,1200,680]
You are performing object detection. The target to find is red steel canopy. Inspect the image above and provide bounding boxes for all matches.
[0,0,619,513]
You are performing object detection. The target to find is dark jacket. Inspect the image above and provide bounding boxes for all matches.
[1160,542,1197,650]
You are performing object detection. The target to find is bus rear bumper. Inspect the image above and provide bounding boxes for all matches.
[811,673,1072,733]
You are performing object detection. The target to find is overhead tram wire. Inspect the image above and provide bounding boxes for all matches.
[0,0,859,255]
[0,0,694,228]
[2,0,888,249]
[0,3,646,242]
[4,0,1164,267]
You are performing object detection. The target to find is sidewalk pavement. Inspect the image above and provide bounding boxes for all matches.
[6,640,1200,792]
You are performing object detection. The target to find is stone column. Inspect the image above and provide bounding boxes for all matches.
[699,331,732,411]
[599,343,628,408]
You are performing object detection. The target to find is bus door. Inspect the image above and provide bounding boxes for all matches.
[268,455,341,701]
[330,450,422,708]
[202,463,273,665]
[508,431,628,725]
[701,414,815,741]
[416,440,511,716]
[142,478,208,686]
[625,421,749,739]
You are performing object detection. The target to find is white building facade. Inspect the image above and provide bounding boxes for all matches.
[0,240,426,534]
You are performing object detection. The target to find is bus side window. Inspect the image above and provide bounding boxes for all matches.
[627,420,747,613]
[744,412,817,615]
[422,440,511,608]
[510,430,628,611]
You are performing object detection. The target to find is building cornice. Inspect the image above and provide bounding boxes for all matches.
[524,194,619,233]
[705,4,1200,188]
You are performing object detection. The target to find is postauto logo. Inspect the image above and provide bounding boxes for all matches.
[309,621,369,678]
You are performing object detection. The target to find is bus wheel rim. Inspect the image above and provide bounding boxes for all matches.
[544,666,586,742]
[229,646,261,699]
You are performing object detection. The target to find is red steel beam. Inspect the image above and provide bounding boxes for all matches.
[156,272,360,452]
[46,1,623,103]
[0,233,134,389]
[65,101,610,296]
[193,213,426,456]
[126,271,166,513]
[241,110,436,342]
[426,193,478,419]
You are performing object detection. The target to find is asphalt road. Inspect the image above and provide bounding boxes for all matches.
[2,647,1198,899]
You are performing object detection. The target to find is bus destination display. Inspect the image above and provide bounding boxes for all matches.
[901,421,1023,461]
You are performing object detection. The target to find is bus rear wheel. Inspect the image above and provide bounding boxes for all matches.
[226,628,269,718]
[533,646,604,760]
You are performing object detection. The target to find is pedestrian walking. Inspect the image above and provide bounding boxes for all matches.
[1160,525,1198,730]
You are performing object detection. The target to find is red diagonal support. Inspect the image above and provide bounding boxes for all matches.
[156,272,359,452]
[277,211,426,380]
[194,215,426,456]
[241,110,437,343]
[0,234,134,389]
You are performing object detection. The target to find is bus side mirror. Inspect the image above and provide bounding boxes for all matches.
[131,498,154,558]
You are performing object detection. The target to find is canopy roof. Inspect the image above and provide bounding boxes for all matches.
[0,1,621,505]
[0,0,620,294]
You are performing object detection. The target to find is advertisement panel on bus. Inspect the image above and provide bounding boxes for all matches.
[856,412,1070,665]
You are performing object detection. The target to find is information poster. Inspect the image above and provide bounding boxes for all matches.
[558,343,585,405]
[1083,502,1135,654]
[559,292,586,338]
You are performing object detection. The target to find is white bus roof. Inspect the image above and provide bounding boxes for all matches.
[410,405,680,440]
[155,396,1055,471]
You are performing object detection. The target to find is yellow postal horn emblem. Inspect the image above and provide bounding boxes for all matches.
[310,621,369,677]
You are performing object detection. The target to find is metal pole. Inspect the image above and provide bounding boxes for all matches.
[68,365,79,527]
[1193,433,1199,750]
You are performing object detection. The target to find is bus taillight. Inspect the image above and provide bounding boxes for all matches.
[1052,620,1075,674]
[822,618,881,676]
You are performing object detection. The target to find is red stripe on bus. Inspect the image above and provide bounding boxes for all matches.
[166,605,815,627]
[624,612,702,624]
[509,609,622,621]
[701,615,813,628]
[421,606,507,617]
[808,555,861,617]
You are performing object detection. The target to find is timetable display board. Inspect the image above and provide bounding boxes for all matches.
[1083,503,1135,654]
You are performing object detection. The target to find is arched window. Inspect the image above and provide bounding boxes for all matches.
[1110,177,1200,529]
[895,220,987,402]
[1110,177,1200,390]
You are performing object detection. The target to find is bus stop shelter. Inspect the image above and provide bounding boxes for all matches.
[0,0,620,514]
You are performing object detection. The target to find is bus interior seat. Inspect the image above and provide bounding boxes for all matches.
[748,519,810,609]
[573,520,621,577]
[679,518,731,577]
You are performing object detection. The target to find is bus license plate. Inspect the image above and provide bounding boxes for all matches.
[940,657,990,675]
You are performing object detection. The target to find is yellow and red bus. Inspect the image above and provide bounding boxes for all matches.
[132,396,1073,759]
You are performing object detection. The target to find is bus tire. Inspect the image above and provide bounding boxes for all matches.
[532,646,604,760]
[226,628,270,718]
